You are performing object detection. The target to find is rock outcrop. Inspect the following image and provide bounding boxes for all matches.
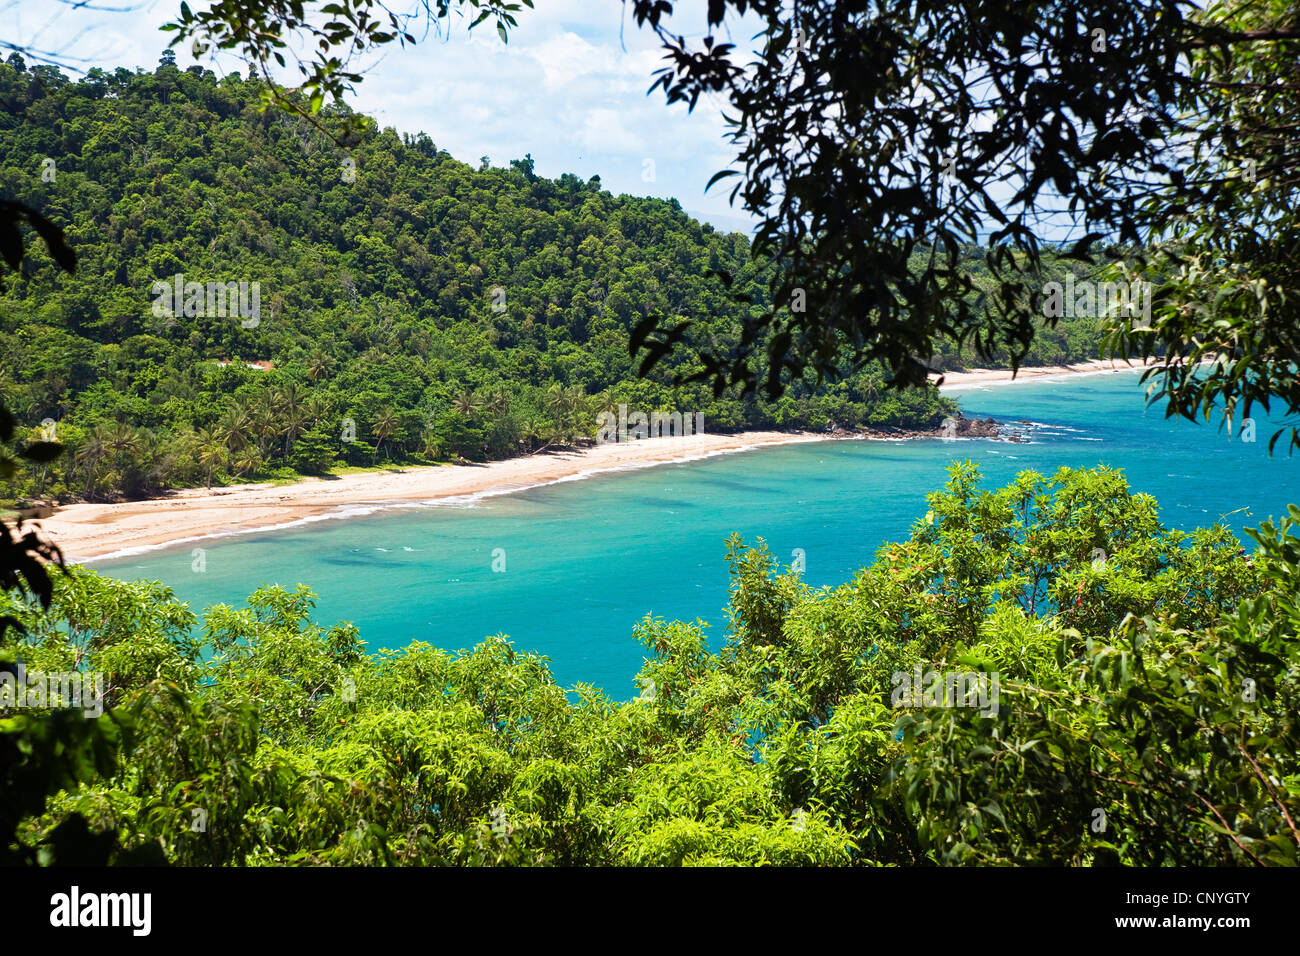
[952,415,1001,438]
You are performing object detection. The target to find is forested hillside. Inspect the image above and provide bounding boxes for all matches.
[0,56,952,503]
[0,56,1113,504]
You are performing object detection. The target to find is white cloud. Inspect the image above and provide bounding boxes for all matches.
[574,108,644,153]
[531,31,608,89]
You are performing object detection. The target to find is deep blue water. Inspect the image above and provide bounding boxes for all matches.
[95,370,1300,694]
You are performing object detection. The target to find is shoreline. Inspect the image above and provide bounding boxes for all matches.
[934,357,1154,391]
[36,359,1157,563]
[41,431,830,563]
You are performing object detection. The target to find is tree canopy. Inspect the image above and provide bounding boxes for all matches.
[625,1,1300,451]
[3,463,1294,865]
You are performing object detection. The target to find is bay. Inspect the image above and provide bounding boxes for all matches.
[96,369,1300,693]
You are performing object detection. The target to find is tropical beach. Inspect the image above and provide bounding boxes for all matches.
[39,361,1166,562]
[40,429,824,562]
[88,370,1300,695]
[5,0,1298,886]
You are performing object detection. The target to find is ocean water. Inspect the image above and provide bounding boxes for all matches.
[95,370,1300,694]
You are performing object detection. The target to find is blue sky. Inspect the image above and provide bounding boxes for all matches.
[6,0,761,234]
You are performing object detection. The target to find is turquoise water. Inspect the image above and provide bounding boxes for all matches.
[96,370,1300,694]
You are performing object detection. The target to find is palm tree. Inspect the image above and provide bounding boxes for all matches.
[232,447,262,478]
[484,385,511,416]
[545,384,588,442]
[251,389,283,458]
[102,421,141,457]
[519,412,551,453]
[372,408,399,462]
[218,400,253,458]
[196,426,225,488]
[305,351,330,382]
[544,384,568,439]
[564,384,588,428]
[128,429,167,498]
[281,404,307,457]
[302,395,328,428]
[73,430,108,499]
[451,389,483,417]
[277,383,307,456]
[276,381,303,414]
[92,422,142,497]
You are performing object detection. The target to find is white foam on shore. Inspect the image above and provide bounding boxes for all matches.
[1014,421,1085,431]
[416,435,834,504]
[76,435,830,565]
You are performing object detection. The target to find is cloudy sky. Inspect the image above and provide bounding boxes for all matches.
[6,0,761,233]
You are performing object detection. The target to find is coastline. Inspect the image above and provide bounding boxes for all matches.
[41,431,828,563]
[934,357,1153,391]
[37,359,1158,563]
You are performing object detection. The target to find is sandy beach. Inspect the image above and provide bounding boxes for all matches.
[38,431,826,562]
[34,359,1164,563]
[934,357,1155,390]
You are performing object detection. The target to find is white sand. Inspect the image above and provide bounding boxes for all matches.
[40,432,826,562]
[37,359,1174,562]
[934,357,1155,391]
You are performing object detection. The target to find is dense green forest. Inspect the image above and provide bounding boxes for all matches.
[0,56,1112,504]
[3,464,1294,865]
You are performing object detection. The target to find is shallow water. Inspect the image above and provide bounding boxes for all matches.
[96,370,1300,693]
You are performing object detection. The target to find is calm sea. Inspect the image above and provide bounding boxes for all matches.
[95,370,1300,693]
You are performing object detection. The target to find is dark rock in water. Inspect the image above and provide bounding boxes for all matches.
[952,414,1001,438]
